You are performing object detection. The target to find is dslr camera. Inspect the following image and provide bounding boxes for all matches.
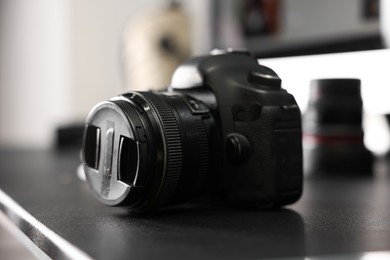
[81,50,303,213]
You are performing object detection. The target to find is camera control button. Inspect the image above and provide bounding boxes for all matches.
[225,134,251,164]
[248,67,281,90]
[186,98,209,115]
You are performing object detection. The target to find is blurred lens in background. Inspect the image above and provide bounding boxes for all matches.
[303,79,374,177]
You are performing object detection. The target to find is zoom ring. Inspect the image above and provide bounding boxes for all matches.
[141,92,183,207]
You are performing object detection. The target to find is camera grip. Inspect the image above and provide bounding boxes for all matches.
[227,105,302,208]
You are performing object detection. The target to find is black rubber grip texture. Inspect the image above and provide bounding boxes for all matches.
[194,118,209,184]
[141,92,183,207]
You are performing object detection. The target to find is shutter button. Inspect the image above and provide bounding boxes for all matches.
[248,66,282,90]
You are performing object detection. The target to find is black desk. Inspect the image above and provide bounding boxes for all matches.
[0,149,390,259]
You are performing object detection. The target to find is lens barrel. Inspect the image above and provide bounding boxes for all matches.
[82,91,217,212]
[303,79,373,176]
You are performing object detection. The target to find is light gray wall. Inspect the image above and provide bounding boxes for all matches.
[245,0,380,52]
[0,0,73,148]
[381,0,390,47]
[71,0,212,122]
[0,0,212,148]
[283,0,373,38]
[71,0,165,123]
[0,0,386,148]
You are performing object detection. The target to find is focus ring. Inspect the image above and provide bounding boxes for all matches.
[194,117,209,184]
[141,92,183,207]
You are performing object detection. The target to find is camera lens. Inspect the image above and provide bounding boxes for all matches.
[303,79,373,176]
[82,91,218,212]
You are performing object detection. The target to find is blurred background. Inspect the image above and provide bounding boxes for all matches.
[0,0,388,152]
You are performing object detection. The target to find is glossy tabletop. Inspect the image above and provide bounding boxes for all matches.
[0,149,389,259]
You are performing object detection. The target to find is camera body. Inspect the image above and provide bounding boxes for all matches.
[171,50,303,207]
[81,50,302,212]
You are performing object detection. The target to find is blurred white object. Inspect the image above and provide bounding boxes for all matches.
[261,50,390,114]
[77,164,86,182]
[363,112,390,155]
[123,3,191,91]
